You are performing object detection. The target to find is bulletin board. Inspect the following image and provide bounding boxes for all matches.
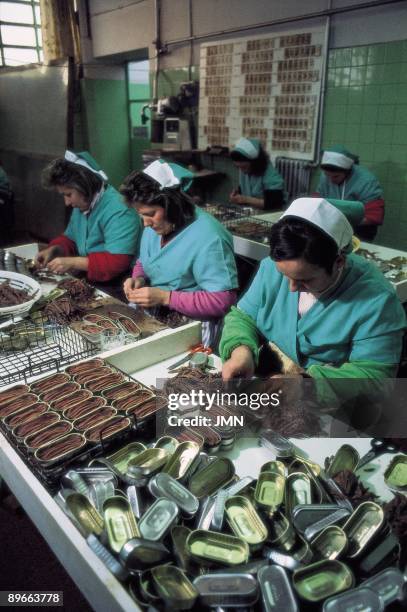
[198,25,327,161]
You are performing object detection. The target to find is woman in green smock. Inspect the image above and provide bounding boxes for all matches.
[230,137,286,210]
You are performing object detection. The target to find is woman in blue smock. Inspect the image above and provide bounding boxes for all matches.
[35,151,142,283]
[220,197,405,398]
[230,137,286,210]
[120,160,238,347]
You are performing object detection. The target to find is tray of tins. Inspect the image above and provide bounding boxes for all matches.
[75,312,142,346]
[357,249,407,284]
[202,202,254,222]
[0,359,168,488]
[223,217,275,243]
[54,436,406,611]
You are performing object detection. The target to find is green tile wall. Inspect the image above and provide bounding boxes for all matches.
[321,40,407,250]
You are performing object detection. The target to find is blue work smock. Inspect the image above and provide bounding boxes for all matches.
[64,185,142,258]
[317,164,383,204]
[238,255,405,369]
[239,162,285,199]
[140,206,238,292]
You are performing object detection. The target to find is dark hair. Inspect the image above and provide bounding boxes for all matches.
[42,158,104,202]
[269,217,339,274]
[230,144,269,176]
[120,171,195,230]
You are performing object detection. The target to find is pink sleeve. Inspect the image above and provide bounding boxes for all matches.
[132,259,146,279]
[169,289,237,319]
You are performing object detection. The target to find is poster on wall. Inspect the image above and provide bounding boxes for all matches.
[198,25,327,161]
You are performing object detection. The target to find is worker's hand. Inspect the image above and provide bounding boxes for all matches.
[34,246,62,268]
[222,345,255,382]
[229,192,246,205]
[47,257,75,275]
[126,287,170,308]
[123,276,145,300]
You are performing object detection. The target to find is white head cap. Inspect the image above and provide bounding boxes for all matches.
[281,197,353,251]
[64,150,108,181]
[143,160,180,189]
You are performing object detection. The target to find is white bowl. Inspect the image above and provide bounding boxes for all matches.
[0,271,42,317]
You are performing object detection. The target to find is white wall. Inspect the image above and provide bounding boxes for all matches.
[86,0,407,66]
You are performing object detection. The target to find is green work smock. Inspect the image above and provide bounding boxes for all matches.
[239,162,285,199]
[64,185,142,258]
[317,164,383,204]
[140,206,237,292]
[237,255,405,369]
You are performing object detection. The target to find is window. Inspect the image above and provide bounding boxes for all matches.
[0,1,42,67]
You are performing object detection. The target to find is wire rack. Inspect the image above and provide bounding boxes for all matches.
[223,217,275,243]
[202,202,254,222]
[0,312,98,388]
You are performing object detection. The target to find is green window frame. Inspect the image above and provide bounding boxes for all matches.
[0,0,42,67]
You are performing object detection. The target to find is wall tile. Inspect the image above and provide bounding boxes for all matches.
[385,41,404,63]
[352,46,368,66]
[367,44,386,65]
[395,105,407,125]
[377,105,396,125]
[375,125,394,144]
[382,63,401,84]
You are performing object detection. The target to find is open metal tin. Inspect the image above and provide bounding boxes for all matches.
[24,420,73,452]
[342,501,384,558]
[154,435,179,454]
[34,432,87,466]
[293,559,354,602]
[224,495,268,549]
[65,357,105,375]
[188,457,235,498]
[193,572,258,608]
[50,389,93,413]
[74,406,117,432]
[39,381,80,404]
[65,492,104,536]
[254,470,285,513]
[30,372,71,395]
[62,396,107,421]
[362,567,407,607]
[162,440,201,481]
[285,472,312,515]
[127,448,168,478]
[84,415,132,443]
[384,454,407,491]
[186,529,249,566]
[311,525,348,560]
[151,564,198,609]
[171,525,192,572]
[261,460,286,476]
[12,410,60,442]
[5,401,48,431]
[0,393,39,419]
[84,372,126,394]
[267,509,297,551]
[326,444,360,478]
[87,534,129,582]
[139,498,179,541]
[103,495,140,553]
[0,384,29,404]
[101,380,142,402]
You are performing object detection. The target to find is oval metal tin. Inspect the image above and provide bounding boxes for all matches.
[361,567,407,606]
[193,573,258,608]
[254,471,285,512]
[384,454,407,491]
[293,559,354,602]
[225,495,268,549]
[105,441,147,476]
[322,586,383,612]
[188,457,235,499]
[151,565,198,610]
[261,460,286,477]
[285,472,312,515]
[311,525,348,560]
[120,537,170,569]
[149,472,199,517]
[139,498,179,541]
[162,440,201,481]
[127,448,168,478]
[103,495,140,553]
[258,565,298,612]
[326,445,360,478]
[65,492,104,536]
[268,510,297,551]
[343,501,384,558]
[186,530,249,566]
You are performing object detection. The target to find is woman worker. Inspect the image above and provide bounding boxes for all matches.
[120,160,238,347]
[230,137,286,210]
[315,145,385,241]
[220,197,405,397]
[35,151,142,282]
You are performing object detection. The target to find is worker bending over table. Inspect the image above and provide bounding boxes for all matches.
[121,160,238,347]
[315,145,385,241]
[220,197,405,396]
[230,137,286,211]
[35,151,142,283]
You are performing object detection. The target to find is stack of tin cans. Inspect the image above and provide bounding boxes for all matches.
[56,434,406,610]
